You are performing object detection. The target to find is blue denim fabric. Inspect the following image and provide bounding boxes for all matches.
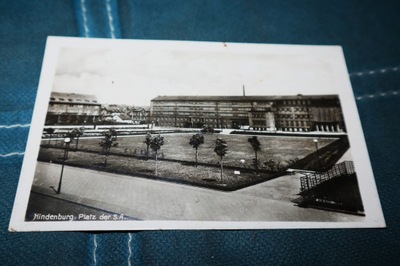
[1,0,399,265]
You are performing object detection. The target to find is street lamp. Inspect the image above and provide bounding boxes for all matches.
[313,138,321,172]
[56,137,71,194]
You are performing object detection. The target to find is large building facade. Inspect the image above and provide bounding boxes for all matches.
[150,95,346,132]
[45,92,101,125]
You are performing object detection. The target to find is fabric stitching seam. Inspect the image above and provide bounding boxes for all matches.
[356,90,399,100]
[128,233,132,266]
[93,234,97,265]
[0,124,30,129]
[80,0,90,37]
[349,66,399,77]
[106,0,116,38]
[0,152,25,157]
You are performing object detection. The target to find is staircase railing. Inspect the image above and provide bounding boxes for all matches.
[300,161,355,192]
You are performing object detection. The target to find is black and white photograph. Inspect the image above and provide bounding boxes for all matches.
[9,37,385,231]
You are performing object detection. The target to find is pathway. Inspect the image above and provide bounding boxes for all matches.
[29,162,364,222]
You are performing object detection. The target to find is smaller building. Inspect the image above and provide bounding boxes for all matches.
[101,105,124,117]
[128,107,150,124]
[112,113,133,124]
[45,92,101,125]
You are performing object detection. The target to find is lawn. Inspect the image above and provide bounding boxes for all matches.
[70,133,335,169]
[39,133,337,190]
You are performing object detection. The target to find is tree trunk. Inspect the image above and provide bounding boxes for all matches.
[155,150,158,175]
[195,148,198,167]
[255,150,258,174]
[220,156,223,183]
[104,148,109,165]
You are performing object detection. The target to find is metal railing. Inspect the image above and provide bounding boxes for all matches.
[300,161,355,192]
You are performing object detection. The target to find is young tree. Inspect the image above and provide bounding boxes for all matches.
[150,134,164,175]
[44,127,55,145]
[71,127,85,150]
[189,134,205,167]
[214,138,228,183]
[99,129,118,165]
[144,132,152,157]
[248,136,261,174]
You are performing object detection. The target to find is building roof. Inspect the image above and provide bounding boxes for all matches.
[118,114,131,120]
[151,94,339,102]
[50,92,100,105]
[102,107,123,113]
[128,107,149,112]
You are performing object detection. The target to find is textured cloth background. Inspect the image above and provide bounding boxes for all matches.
[1,0,399,265]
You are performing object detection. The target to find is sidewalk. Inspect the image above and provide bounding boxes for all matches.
[30,162,365,222]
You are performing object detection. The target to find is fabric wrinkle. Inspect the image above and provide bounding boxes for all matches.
[350,66,399,77]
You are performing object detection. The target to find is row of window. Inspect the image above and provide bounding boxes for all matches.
[49,104,100,110]
[159,122,221,127]
[153,102,272,109]
[278,120,310,127]
[277,114,313,119]
[156,117,229,123]
[152,105,339,116]
[281,127,310,132]
[50,97,98,103]
[252,121,268,126]
[152,107,334,116]
[279,107,310,112]
[153,106,254,111]
[151,112,340,122]
[281,100,311,105]
[251,120,311,127]
[252,114,265,118]
[152,111,244,117]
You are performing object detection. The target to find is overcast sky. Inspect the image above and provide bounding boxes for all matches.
[52,41,343,106]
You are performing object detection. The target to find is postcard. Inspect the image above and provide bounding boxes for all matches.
[9,37,385,231]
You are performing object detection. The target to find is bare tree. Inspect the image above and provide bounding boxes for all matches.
[189,134,205,167]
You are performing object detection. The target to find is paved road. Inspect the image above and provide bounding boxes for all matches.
[29,162,364,222]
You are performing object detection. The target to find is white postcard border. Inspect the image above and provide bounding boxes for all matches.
[9,37,385,231]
